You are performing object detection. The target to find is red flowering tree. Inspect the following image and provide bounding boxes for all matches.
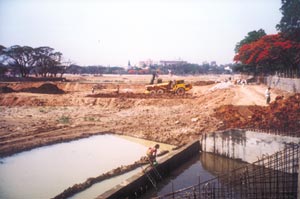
[234,33,300,74]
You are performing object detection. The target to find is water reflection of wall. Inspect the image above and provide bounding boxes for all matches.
[200,129,300,163]
[200,152,247,177]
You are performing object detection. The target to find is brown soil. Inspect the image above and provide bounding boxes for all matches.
[193,80,215,86]
[19,83,65,94]
[0,74,294,157]
[0,86,15,93]
[215,94,300,132]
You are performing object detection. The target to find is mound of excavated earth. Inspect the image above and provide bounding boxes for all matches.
[215,93,300,133]
[0,86,15,93]
[193,81,215,86]
[19,83,65,94]
[87,93,194,99]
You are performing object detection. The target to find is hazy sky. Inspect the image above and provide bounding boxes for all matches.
[0,0,282,66]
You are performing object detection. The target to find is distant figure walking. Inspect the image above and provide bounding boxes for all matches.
[265,87,271,104]
[116,85,120,94]
[150,71,159,85]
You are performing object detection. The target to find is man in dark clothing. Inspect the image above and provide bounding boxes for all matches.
[150,71,159,84]
[265,87,271,104]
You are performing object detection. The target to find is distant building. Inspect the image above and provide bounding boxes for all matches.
[202,61,209,65]
[210,61,217,66]
[159,60,187,66]
[224,66,233,72]
[138,59,154,68]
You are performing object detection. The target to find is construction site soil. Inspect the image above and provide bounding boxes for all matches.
[215,93,300,132]
[0,74,299,158]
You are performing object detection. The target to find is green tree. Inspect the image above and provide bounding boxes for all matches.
[33,47,62,77]
[66,64,82,74]
[2,45,36,77]
[0,63,8,76]
[234,29,266,53]
[276,0,300,41]
[0,45,6,67]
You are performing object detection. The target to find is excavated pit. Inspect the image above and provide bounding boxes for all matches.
[0,75,298,198]
[0,78,297,159]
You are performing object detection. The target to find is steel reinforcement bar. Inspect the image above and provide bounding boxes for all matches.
[155,144,300,199]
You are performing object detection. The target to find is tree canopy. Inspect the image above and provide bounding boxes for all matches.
[276,0,300,41]
[234,33,300,74]
[32,46,62,77]
[234,0,300,77]
[0,45,65,77]
[65,65,125,75]
[234,29,266,53]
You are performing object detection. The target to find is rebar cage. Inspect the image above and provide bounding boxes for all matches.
[156,144,300,199]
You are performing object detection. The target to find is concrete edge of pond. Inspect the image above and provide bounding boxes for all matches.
[97,140,200,199]
[200,128,300,163]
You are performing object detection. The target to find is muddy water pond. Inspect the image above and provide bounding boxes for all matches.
[0,134,164,199]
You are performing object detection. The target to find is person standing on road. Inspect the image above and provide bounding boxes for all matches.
[265,87,271,104]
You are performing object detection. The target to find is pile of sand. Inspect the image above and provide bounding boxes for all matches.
[209,82,234,91]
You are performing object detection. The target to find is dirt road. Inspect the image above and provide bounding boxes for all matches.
[232,85,268,106]
[0,75,290,157]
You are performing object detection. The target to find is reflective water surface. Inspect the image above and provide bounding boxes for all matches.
[142,152,248,198]
[70,168,141,199]
[0,134,148,199]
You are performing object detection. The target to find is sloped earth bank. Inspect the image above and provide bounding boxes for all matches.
[0,75,292,158]
[215,93,300,132]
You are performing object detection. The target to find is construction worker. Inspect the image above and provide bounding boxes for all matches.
[150,71,159,84]
[265,87,271,104]
[147,144,160,166]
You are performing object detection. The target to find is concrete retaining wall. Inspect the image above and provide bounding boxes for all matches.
[200,129,300,163]
[264,76,300,93]
[97,140,200,199]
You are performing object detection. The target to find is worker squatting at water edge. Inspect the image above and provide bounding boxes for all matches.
[147,144,160,166]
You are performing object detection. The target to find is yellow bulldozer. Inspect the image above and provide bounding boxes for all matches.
[145,79,192,95]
